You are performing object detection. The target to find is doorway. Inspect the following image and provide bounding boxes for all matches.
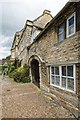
[31,59,40,87]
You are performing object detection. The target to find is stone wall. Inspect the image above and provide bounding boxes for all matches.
[29,31,79,64]
[29,30,79,85]
[28,3,80,93]
[28,30,80,117]
[18,48,27,67]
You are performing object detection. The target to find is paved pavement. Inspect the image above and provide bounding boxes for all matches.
[0,75,2,120]
[2,76,75,118]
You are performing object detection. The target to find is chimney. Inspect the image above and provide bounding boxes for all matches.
[26,20,33,26]
[43,10,51,14]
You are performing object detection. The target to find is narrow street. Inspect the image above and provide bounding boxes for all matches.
[2,76,75,118]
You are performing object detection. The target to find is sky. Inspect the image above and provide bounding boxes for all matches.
[0,0,69,59]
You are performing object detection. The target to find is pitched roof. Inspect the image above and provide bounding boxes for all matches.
[11,9,53,50]
[11,29,24,49]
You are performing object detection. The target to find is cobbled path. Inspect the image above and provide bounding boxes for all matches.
[2,76,75,118]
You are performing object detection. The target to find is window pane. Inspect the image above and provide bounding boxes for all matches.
[11,52,15,58]
[58,24,64,42]
[69,24,74,35]
[51,67,54,74]
[59,26,64,33]
[51,76,56,84]
[32,32,36,40]
[55,76,60,86]
[62,77,66,88]
[62,66,66,76]
[58,33,64,42]
[55,67,59,75]
[51,75,60,86]
[68,16,74,35]
[69,16,74,26]
[67,78,74,91]
[67,66,73,77]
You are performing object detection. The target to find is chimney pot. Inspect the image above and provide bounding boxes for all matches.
[43,10,51,14]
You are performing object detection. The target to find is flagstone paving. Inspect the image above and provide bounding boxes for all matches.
[2,76,75,118]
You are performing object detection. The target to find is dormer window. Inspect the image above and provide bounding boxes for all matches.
[31,26,37,42]
[58,24,64,42]
[11,51,15,58]
[31,31,36,41]
[67,12,76,37]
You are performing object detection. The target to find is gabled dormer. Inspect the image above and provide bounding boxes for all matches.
[31,10,53,43]
[18,10,53,46]
[33,10,53,29]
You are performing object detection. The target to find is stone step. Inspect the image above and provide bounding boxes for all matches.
[50,89,78,107]
[44,92,79,118]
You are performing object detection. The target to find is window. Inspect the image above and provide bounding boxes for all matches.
[61,66,74,91]
[58,24,64,42]
[67,66,73,77]
[50,65,76,93]
[31,32,36,41]
[11,51,15,58]
[51,66,60,86]
[31,26,37,42]
[67,12,76,37]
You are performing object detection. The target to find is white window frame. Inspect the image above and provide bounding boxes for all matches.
[66,12,76,38]
[50,66,60,86]
[50,64,76,93]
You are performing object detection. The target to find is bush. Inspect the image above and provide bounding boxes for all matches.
[8,64,16,74]
[0,66,2,75]
[13,70,22,82]
[21,76,31,83]
[8,68,16,78]
[9,64,31,83]
[23,64,29,76]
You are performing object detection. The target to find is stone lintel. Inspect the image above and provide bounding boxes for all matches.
[46,60,80,66]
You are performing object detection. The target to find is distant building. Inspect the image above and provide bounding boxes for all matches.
[2,59,11,75]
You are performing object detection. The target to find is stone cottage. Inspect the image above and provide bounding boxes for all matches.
[11,2,80,117]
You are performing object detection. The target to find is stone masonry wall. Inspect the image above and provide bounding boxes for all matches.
[29,31,79,64]
[28,4,79,91]
[29,29,79,87]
